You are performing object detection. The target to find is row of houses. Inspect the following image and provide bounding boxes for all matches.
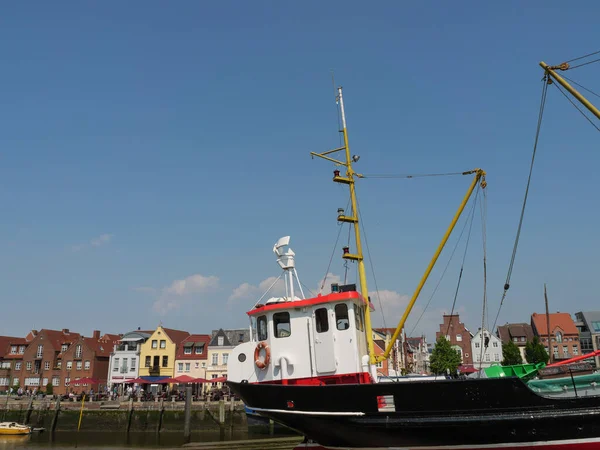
[0,326,249,395]
[436,309,600,372]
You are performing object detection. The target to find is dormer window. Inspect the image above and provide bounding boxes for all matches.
[218,336,224,346]
[195,345,204,355]
[184,347,192,355]
[61,344,68,353]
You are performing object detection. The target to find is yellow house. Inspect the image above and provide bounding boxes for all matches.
[138,327,189,380]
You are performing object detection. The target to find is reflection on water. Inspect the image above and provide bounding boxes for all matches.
[0,429,298,449]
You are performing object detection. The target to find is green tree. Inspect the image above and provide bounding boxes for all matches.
[525,336,549,364]
[46,382,53,395]
[502,340,523,365]
[430,336,462,375]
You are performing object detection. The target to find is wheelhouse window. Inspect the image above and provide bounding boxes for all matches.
[273,312,291,338]
[315,308,329,333]
[257,315,268,341]
[335,304,349,330]
[355,305,364,332]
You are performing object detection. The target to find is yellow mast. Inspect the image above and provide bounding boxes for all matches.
[540,61,600,120]
[311,87,377,364]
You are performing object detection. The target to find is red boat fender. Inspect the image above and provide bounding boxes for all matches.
[254,341,271,369]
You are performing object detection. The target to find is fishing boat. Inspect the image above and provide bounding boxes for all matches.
[228,60,600,449]
[0,422,31,436]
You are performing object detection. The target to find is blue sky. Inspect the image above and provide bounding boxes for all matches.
[1,2,599,340]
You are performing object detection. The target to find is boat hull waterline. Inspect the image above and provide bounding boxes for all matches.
[229,377,600,449]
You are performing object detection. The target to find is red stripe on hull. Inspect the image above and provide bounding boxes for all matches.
[254,371,373,385]
[293,438,600,450]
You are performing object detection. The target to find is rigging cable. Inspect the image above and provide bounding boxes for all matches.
[362,171,474,179]
[445,186,480,337]
[562,74,600,100]
[491,77,549,333]
[355,187,387,330]
[569,58,600,70]
[551,81,600,133]
[477,188,488,372]
[564,49,600,64]
[319,196,351,294]
[408,192,480,337]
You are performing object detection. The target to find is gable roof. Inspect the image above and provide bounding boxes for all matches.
[209,328,250,347]
[497,323,534,343]
[176,334,211,359]
[209,329,231,346]
[161,328,190,345]
[40,329,81,352]
[531,312,578,336]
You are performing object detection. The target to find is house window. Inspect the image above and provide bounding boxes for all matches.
[26,362,32,371]
[113,358,119,372]
[13,378,19,386]
[0,362,9,369]
[57,361,61,369]
[195,345,203,355]
[52,377,60,387]
[556,332,563,343]
[475,342,480,348]
[513,337,518,342]
[37,345,43,358]
[10,346,17,354]
[15,362,21,370]
[257,316,268,341]
[75,345,82,358]
[195,362,199,369]
[162,356,168,368]
[130,358,136,371]
[445,335,451,341]
[151,340,158,349]
[43,377,48,386]
[160,340,166,349]
[19,346,25,354]
[493,341,498,348]
[563,345,568,355]
[185,363,190,372]
[574,346,579,355]
[44,361,50,370]
[475,354,480,362]
[335,304,349,330]
[178,363,184,372]
[485,354,490,362]
[76,361,82,370]
[65,377,70,387]
[218,336,224,346]
[274,312,291,338]
[494,354,500,361]
[456,334,462,342]
[61,344,68,353]
[375,361,383,368]
[223,353,229,365]
[202,362,206,368]
[315,308,329,333]
[184,347,192,355]
[592,321,600,332]
[212,354,218,365]
[84,361,90,370]
[0,378,9,386]
[66,361,72,370]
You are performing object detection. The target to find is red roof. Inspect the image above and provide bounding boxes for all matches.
[161,328,190,346]
[176,334,211,360]
[41,329,81,354]
[531,312,579,336]
[0,336,27,359]
[83,337,119,358]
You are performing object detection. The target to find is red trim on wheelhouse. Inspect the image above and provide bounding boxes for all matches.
[247,291,369,316]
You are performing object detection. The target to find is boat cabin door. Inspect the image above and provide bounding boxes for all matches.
[313,306,336,373]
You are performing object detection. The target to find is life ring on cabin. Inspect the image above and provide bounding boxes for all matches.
[254,341,271,369]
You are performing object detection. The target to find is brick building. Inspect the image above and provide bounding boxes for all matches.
[17,329,80,394]
[496,323,534,361]
[61,331,120,395]
[0,335,30,391]
[531,312,580,362]
[436,314,473,367]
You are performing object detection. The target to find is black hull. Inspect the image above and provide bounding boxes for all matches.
[229,377,600,449]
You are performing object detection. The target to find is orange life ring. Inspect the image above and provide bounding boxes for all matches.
[254,341,270,369]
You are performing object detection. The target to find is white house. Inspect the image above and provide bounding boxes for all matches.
[471,327,502,369]
[108,329,151,393]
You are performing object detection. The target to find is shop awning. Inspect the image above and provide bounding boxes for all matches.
[140,376,170,383]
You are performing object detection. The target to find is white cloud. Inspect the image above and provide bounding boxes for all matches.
[72,233,114,252]
[152,274,220,315]
[228,276,287,308]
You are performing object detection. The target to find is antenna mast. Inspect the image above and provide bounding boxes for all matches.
[311,87,377,365]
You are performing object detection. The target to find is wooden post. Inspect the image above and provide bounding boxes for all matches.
[156,398,164,435]
[183,386,192,442]
[24,395,34,425]
[49,397,60,440]
[126,398,134,434]
[545,283,552,364]
[218,399,225,424]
